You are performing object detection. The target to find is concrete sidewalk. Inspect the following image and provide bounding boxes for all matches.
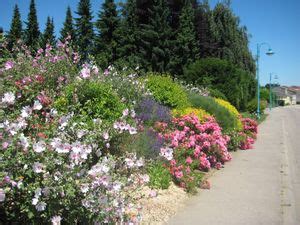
[167,106,300,225]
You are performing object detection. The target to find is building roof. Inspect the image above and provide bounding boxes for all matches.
[273,86,296,98]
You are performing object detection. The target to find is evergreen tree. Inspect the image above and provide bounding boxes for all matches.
[116,0,140,66]
[95,0,120,66]
[171,0,199,76]
[24,0,40,50]
[41,17,56,48]
[75,0,94,59]
[138,0,173,72]
[194,0,219,58]
[60,6,75,41]
[7,4,23,50]
[209,2,255,73]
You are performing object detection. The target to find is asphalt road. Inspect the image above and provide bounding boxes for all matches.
[168,105,300,225]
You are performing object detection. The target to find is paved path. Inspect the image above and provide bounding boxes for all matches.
[168,105,300,225]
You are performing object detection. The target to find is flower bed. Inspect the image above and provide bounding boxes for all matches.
[0,39,260,224]
[155,114,231,192]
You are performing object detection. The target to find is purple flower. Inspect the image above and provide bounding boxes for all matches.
[135,97,171,124]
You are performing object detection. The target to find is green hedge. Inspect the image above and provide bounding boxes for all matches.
[188,92,239,132]
[144,74,190,109]
[56,80,125,121]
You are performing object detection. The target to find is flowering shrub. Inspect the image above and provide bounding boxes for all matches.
[57,80,126,121]
[214,98,242,130]
[98,65,150,107]
[172,107,210,122]
[144,74,190,109]
[117,128,165,160]
[0,40,149,224]
[238,117,258,150]
[135,97,172,125]
[188,93,238,132]
[155,115,231,192]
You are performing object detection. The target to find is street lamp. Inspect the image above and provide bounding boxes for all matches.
[269,73,278,110]
[256,43,275,118]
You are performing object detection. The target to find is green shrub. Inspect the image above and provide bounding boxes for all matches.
[144,74,190,109]
[60,80,125,121]
[188,92,239,132]
[208,88,228,100]
[226,131,245,151]
[147,161,172,190]
[183,58,256,111]
[246,98,267,114]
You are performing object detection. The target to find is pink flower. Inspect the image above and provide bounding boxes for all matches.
[175,170,183,179]
[4,61,14,70]
[149,190,157,198]
[102,132,109,140]
[186,157,193,164]
[80,66,91,78]
[2,142,9,149]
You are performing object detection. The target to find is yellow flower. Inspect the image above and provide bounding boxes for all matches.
[214,98,242,130]
[172,107,210,121]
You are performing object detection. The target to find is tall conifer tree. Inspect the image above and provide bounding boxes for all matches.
[75,0,94,59]
[24,0,40,50]
[95,0,120,66]
[60,6,75,41]
[138,0,173,72]
[41,16,56,48]
[117,0,140,66]
[7,4,23,50]
[171,0,199,75]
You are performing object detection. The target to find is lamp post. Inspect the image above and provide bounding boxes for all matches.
[269,73,278,110]
[256,43,274,118]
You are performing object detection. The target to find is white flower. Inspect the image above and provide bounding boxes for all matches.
[42,187,51,196]
[32,198,39,205]
[113,183,121,191]
[92,65,99,74]
[80,183,89,193]
[77,130,86,138]
[17,180,23,189]
[33,162,45,173]
[33,140,46,153]
[125,158,135,168]
[1,92,15,105]
[34,188,42,198]
[0,189,5,202]
[51,138,69,153]
[19,134,30,149]
[33,100,42,110]
[80,66,91,78]
[129,126,137,135]
[122,109,129,117]
[131,110,136,118]
[51,215,62,225]
[21,106,32,118]
[160,147,173,161]
[136,158,144,167]
[36,201,46,211]
[141,174,150,183]
[102,132,109,140]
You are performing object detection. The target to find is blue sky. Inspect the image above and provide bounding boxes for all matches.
[0,0,299,86]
